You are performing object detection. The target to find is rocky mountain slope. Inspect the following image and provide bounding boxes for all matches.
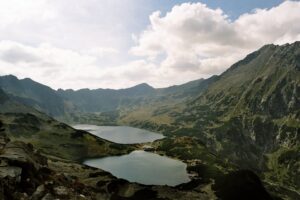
[122,42,300,199]
[180,42,300,191]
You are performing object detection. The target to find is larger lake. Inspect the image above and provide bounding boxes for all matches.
[84,150,190,186]
[72,124,164,144]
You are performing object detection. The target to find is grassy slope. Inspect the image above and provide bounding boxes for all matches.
[1,113,135,161]
[0,89,135,162]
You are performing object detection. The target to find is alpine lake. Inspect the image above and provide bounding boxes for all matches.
[73,124,190,186]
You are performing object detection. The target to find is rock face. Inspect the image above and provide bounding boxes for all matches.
[0,141,47,170]
[0,134,86,200]
[0,128,9,150]
[0,131,48,200]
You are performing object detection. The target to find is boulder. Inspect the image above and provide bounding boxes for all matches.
[0,166,22,182]
[53,186,70,197]
[41,193,55,200]
[31,184,46,200]
[0,140,49,199]
[0,133,9,150]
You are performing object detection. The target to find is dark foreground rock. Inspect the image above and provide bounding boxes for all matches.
[212,170,273,200]
[0,132,94,199]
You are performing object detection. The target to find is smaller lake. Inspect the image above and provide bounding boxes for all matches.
[84,150,190,186]
[72,124,164,144]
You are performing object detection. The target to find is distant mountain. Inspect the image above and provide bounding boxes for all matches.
[57,78,214,113]
[0,75,65,116]
[0,73,215,116]
[0,87,44,115]
[157,76,218,98]
[57,83,155,113]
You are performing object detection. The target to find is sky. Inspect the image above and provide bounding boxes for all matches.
[0,0,299,90]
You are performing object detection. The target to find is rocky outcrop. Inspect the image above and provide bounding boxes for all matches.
[0,132,92,200]
[0,133,46,199]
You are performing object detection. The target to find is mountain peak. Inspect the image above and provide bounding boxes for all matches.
[132,83,153,89]
[1,74,18,81]
[123,83,155,94]
[224,41,300,75]
[259,41,300,51]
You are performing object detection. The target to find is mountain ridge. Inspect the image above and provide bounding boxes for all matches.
[0,75,66,116]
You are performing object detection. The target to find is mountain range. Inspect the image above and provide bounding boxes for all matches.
[0,42,299,199]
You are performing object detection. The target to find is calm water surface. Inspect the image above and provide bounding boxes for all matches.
[84,150,190,186]
[72,124,164,144]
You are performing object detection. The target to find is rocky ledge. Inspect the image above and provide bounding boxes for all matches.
[0,132,97,199]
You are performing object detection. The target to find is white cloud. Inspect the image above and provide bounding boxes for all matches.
[0,41,158,89]
[0,1,299,89]
[131,1,300,79]
[0,39,204,90]
[0,0,53,27]
[83,47,119,58]
[0,41,98,89]
[0,0,138,52]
